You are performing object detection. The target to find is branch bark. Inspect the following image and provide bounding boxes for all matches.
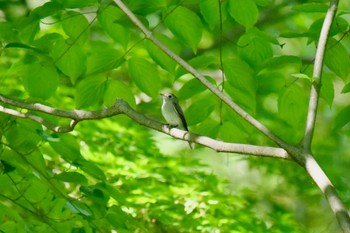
[0,95,289,160]
[302,0,339,151]
[112,0,350,232]
[113,0,295,153]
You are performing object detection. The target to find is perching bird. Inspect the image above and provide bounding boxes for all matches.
[160,93,193,149]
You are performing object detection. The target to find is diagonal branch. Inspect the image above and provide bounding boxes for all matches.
[0,95,290,160]
[302,0,338,151]
[112,1,350,232]
[112,0,297,156]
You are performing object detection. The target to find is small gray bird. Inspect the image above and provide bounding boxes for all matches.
[160,93,193,148]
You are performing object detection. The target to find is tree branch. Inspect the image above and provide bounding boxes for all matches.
[112,0,297,155]
[0,95,290,160]
[304,155,350,233]
[111,1,350,232]
[302,0,338,151]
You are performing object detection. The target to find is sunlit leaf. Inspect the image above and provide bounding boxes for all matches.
[128,57,161,98]
[333,106,350,130]
[185,98,216,125]
[223,58,256,113]
[228,0,258,28]
[74,159,106,181]
[200,0,220,29]
[146,34,180,74]
[98,4,129,48]
[51,39,86,83]
[293,3,328,12]
[66,200,92,216]
[54,172,88,185]
[178,78,208,99]
[61,11,90,44]
[76,75,106,109]
[164,6,203,53]
[61,0,97,8]
[31,2,63,19]
[320,73,334,107]
[278,84,307,127]
[291,73,313,82]
[104,79,136,108]
[24,178,49,203]
[324,38,350,81]
[23,61,59,100]
[49,134,84,162]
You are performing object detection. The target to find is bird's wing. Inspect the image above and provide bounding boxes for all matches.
[172,102,189,131]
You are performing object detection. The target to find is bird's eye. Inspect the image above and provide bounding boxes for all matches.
[168,95,172,98]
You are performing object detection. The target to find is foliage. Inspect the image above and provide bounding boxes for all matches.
[0,0,350,232]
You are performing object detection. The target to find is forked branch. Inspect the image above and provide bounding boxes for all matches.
[0,95,289,160]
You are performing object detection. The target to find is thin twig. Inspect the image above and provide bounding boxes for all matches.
[113,0,296,155]
[302,0,338,151]
[112,1,350,231]
[0,95,289,160]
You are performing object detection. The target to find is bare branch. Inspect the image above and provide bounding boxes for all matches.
[0,95,290,160]
[112,1,350,231]
[113,0,295,154]
[0,105,71,132]
[305,155,350,232]
[302,0,339,150]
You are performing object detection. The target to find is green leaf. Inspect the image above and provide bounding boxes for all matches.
[239,37,272,67]
[54,172,88,185]
[98,4,129,48]
[185,98,216,125]
[34,33,63,53]
[178,78,207,99]
[61,11,90,44]
[223,58,256,113]
[86,43,124,75]
[18,18,40,43]
[291,73,314,82]
[27,151,48,175]
[228,0,258,28]
[4,120,42,154]
[104,79,136,108]
[263,55,301,69]
[128,58,161,98]
[324,38,350,81]
[31,2,63,19]
[76,75,106,109]
[164,6,203,53]
[278,84,307,127]
[0,22,17,41]
[0,160,16,174]
[24,178,48,203]
[320,73,334,107]
[105,205,130,229]
[176,55,218,78]
[49,134,84,162]
[307,17,348,43]
[126,0,167,15]
[80,186,108,206]
[51,39,86,83]
[74,159,106,181]
[61,0,97,8]
[146,34,180,73]
[200,0,220,29]
[218,121,248,143]
[23,61,59,100]
[293,3,328,13]
[333,106,350,129]
[341,82,350,93]
[66,200,92,216]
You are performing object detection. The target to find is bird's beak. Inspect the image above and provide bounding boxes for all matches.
[160,93,165,97]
